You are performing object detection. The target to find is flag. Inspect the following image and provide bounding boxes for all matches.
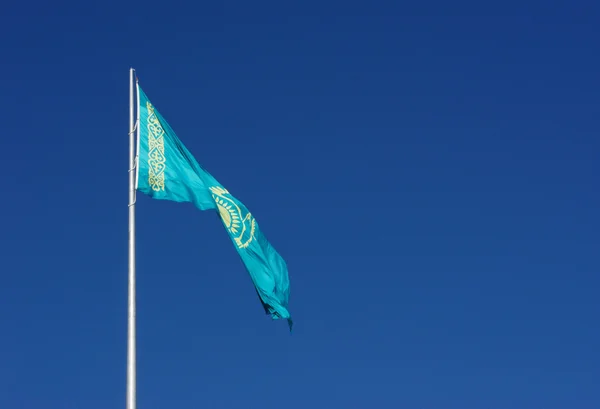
[136,84,292,329]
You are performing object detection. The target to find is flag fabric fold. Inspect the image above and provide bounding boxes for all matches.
[136,84,292,329]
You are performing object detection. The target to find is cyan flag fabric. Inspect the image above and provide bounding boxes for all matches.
[136,84,291,329]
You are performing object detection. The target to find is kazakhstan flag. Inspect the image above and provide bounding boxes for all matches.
[136,84,292,329]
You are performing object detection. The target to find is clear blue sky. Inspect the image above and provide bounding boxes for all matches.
[1,1,598,408]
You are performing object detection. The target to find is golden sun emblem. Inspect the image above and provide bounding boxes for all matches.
[210,186,256,249]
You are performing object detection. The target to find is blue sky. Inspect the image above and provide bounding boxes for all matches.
[1,1,599,408]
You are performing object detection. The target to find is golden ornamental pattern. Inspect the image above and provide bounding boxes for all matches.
[210,186,256,249]
[147,101,166,191]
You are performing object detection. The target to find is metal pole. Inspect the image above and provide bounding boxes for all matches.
[127,67,137,409]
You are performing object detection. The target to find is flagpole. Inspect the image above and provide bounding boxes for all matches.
[127,67,137,409]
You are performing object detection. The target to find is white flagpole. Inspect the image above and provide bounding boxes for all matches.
[127,67,137,409]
